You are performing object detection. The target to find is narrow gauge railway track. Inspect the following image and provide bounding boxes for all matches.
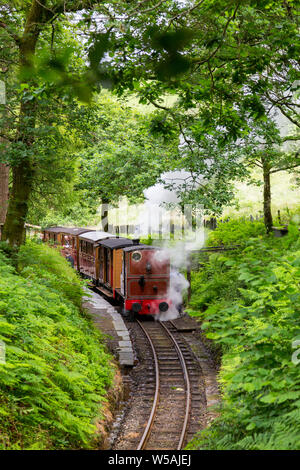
[136,320,203,450]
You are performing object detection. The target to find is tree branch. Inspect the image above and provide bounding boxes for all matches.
[265,91,300,129]
[281,134,300,143]
[0,21,20,44]
[192,3,240,67]
[167,0,206,29]
[270,160,300,174]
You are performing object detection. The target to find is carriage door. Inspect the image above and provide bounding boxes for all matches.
[104,248,111,285]
[99,247,104,282]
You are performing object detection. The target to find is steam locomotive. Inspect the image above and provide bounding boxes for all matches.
[43,226,171,318]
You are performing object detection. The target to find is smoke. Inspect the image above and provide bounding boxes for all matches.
[114,167,206,320]
[136,169,202,238]
[158,269,190,321]
[152,236,204,321]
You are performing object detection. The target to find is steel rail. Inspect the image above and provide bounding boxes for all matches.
[159,321,191,450]
[136,320,160,450]
[136,320,191,450]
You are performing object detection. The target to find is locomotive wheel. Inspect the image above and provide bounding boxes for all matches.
[128,310,136,322]
[121,308,135,322]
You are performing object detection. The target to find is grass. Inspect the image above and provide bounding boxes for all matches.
[223,170,300,220]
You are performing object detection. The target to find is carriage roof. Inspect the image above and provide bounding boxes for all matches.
[60,227,92,236]
[78,231,116,243]
[99,238,134,249]
[43,226,67,234]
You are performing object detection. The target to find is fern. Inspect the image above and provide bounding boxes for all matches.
[187,222,300,450]
[0,242,115,449]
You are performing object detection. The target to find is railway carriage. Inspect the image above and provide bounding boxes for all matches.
[60,227,92,271]
[43,226,66,245]
[43,226,93,271]
[97,237,134,297]
[78,231,115,282]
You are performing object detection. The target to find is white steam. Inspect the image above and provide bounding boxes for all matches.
[152,237,204,321]
[138,167,205,320]
[158,270,190,321]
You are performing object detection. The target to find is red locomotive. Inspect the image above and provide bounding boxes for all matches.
[43,227,171,318]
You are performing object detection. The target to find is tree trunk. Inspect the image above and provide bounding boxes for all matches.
[0,104,10,230]
[101,198,109,232]
[2,0,46,246]
[262,157,273,233]
[2,161,34,245]
[0,163,9,225]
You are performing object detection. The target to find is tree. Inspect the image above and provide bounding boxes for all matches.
[1,1,299,243]
[0,0,182,245]
[76,91,179,229]
[173,117,300,232]
[0,1,103,245]
[0,1,105,245]
[0,162,9,224]
[245,121,300,232]
[96,0,300,228]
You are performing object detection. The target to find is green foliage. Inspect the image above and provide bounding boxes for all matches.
[187,220,300,450]
[208,219,266,246]
[0,242,114,449]
[76,91,179,207]
[3,1,300,242]
[104,1,300,217]
[18,241,84,307]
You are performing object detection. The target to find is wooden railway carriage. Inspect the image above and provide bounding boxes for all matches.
[43,226,93,270]
[78,231,115,282]
[43,226,66,245]
[97,237,135,297]
[60,227,92,271]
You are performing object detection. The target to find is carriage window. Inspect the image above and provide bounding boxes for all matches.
[132,251,142,262]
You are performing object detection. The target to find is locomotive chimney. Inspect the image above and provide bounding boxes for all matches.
[132,238,140,245]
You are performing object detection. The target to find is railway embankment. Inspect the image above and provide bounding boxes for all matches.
[186,220,300,450]
[0,241,117,450]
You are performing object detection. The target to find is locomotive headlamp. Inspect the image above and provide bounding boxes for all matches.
[132,251,142,262]
[159,302,169,312]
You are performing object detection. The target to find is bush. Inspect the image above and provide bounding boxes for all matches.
[187,222,300,450]
[18,241,84,307]
[0,242,114,450]
[208,219,266,246]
